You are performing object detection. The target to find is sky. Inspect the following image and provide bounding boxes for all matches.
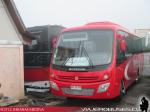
[14,0,150,32]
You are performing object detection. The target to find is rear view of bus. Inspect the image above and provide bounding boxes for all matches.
[50,22,143,99]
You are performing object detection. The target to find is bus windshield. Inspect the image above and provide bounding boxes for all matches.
[52,29,114,67]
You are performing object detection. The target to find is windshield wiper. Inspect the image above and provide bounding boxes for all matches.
[80,42,94,68]
[62,57,73,66]
[61,41,94,68]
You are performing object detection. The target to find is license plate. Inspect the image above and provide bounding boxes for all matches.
[70,86,82,90]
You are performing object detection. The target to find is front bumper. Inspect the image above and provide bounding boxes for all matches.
[50,79,119,99]
[25,81,50,93]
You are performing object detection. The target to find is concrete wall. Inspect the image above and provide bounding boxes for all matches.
[0,0,22,43]
[0,45,24,99]
[0,0,24,99]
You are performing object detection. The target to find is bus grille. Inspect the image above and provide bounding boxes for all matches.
[57,76,98,81]
[62,87,94,96]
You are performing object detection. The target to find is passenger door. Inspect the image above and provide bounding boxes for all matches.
[116,31,134,88]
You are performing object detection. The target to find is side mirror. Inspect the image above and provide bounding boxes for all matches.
[117,34,122,38]
[120,39,126,52]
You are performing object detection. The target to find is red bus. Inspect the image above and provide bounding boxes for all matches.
[50,22,144,99]
[24,25,64,92]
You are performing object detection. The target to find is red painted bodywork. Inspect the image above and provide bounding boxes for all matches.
[24,37,57,82]
[24,68,50,81]
[50,22,144,99]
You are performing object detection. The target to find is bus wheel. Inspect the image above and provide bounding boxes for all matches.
[115,80,126,102]
[135,69,140,83]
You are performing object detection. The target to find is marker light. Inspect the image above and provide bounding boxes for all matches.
[103,74,109,80]
[97,83,110,93]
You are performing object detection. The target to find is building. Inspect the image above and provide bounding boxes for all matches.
[0,0,33,99]
[135,29,150,76]
[135,29,150,38]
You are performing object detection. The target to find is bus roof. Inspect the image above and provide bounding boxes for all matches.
[62,21,134,35]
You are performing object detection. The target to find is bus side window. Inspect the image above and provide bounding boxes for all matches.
[125,34,134,56]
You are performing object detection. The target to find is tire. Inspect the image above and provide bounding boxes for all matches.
[115,80,126,102]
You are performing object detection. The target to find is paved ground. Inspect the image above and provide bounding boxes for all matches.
[18,76,150,110]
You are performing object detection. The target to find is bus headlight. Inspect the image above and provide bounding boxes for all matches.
[97,83,110,93]
[50,81,59,91]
